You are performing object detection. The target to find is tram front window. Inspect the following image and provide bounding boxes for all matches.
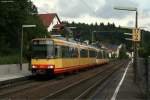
[32,40,54,59]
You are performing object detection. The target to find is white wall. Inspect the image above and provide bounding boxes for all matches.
[47,16,60,32]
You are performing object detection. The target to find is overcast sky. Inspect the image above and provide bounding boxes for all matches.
[31,0,150,31]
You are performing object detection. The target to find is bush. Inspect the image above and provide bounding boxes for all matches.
[0,54,28,64]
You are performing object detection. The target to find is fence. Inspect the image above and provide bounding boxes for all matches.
[136,58,150,99]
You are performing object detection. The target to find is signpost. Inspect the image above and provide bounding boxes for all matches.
[132,28,141,42]
[114,6,139,82]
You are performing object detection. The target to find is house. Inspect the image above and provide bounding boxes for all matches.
[100,43,122,58]
[38,13,62,32]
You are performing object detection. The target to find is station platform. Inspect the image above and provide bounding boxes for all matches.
[116,63,145,100]
[0,64,31,85]
[92,61,145,100]
[0,72,31,82]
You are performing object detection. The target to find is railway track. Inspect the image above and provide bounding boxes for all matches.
[41,61,126,100]
[0,77,33,90]
[0,60,127,100]
[0,77,59,97]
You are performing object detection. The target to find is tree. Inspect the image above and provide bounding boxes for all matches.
[61,21,150,59]
[100,22,104,27]
[0,0,47,56]
[118,45,128,59]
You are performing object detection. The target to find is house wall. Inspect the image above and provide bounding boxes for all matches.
[47,16,60,32]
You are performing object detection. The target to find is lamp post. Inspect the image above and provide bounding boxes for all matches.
[20,25,36,70]
[114,6,138,82]
[92,31,97,43]
[68,26,76,38]
[114,7,138,28]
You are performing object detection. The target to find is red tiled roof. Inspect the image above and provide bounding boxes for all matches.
[38,13,61,28]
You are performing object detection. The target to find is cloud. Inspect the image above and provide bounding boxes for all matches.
[127,20,134,27]
[55,0,105,18]
[56,0,88,18]
[32,0,138,19]
[31,0,58,13]
[95,0,138,19]
[54,0,138,19]
[140,9,150,19]
[31,0,150,30]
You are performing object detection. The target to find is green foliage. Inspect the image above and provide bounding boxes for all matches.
[63,21,150,58]
[0,55,19,64]
[63,21,131,45]
[138,47,147,58]
[0,54,28,64]
[0,0,48,64]
[118,46,128,59]
[141,31,150,57]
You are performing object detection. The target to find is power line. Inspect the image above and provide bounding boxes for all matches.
[80,0,97,16]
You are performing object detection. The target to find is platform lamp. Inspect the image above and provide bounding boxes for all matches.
[114,6,138,82]
[20,25,36,70]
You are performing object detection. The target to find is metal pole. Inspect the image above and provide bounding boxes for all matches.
[20,27,23,70]
[92,31,94,43]
[113,7,138,82]
[133,10,138,82]
[102,51,104,59]
[20,25,36,70]
[135,11,138,28]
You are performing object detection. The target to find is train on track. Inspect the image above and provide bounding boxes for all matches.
[31,36,109,76]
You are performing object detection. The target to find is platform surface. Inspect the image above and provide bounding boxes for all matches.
[116,64,145,100]
[92,61,145,100]
[0,64,31,83]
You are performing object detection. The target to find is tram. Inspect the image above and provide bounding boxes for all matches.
[31,36,109,76]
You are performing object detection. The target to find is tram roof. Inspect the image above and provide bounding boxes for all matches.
[32,37,101,51]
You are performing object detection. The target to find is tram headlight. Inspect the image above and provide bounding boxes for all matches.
[48,65,54,69]
[32,65,36,68]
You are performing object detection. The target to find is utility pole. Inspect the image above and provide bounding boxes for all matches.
[114,7,139,82]
[92,31,94,43]
[133,10,138,82]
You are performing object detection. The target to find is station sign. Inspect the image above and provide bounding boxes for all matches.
[132,28,141,42]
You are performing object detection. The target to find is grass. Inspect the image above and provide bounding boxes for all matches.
[0,55,28,64]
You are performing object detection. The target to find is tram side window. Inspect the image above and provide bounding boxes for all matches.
[89,50,96,58]
[106,52,109,58]
[97,51,102,59]
[69,47,78,58]
[80,49,88,58]
[73,48,78,57]
[54,45,62,58]
[62,46,70,58]
[47,45,54,58]
[103,51,106,58]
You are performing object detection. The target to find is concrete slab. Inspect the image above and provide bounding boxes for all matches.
[0,64,30,75]
[0,64,31,85]
[0,72,31,82]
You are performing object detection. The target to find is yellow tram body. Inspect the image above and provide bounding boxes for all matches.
[31,37,109,75]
